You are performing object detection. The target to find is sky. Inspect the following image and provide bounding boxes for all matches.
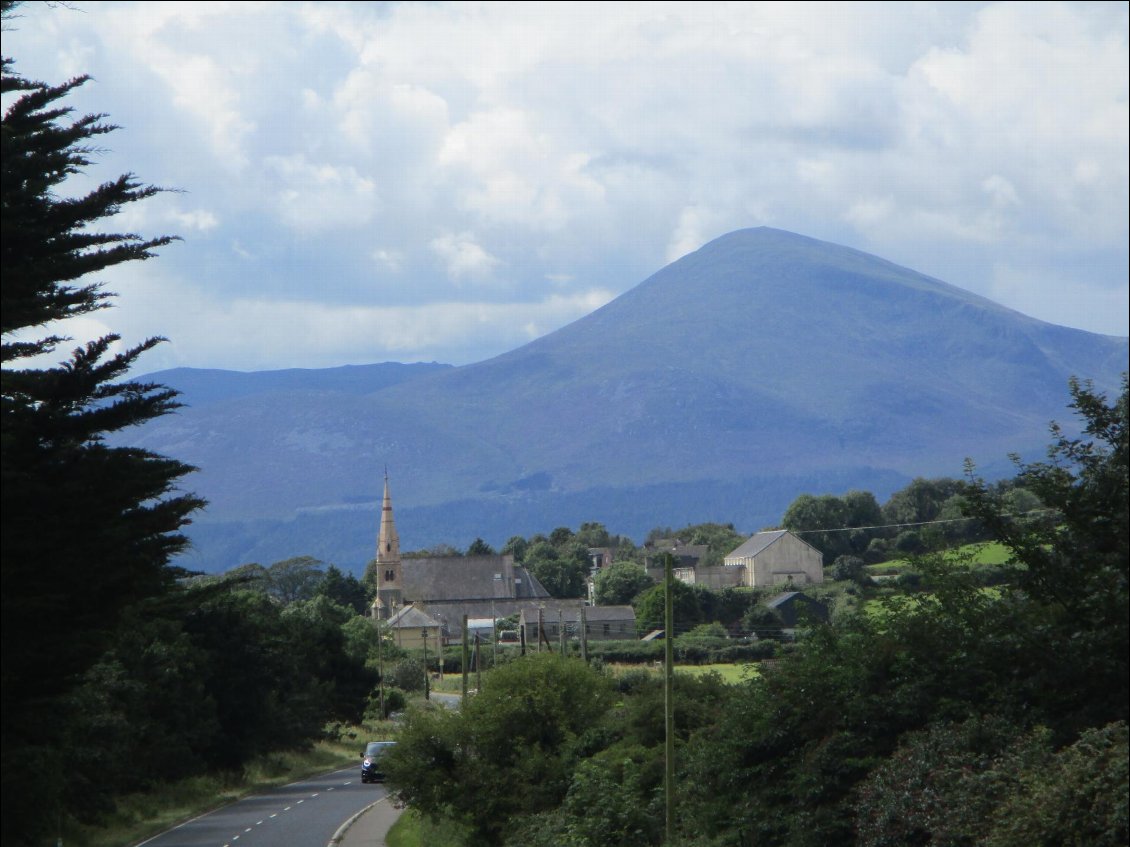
[3,1,1128,372]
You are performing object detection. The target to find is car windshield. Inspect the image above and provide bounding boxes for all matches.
[364,741,394,757]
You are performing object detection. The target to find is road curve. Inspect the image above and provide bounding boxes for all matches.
[134,765,386,847]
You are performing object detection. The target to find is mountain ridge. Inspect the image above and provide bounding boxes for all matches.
[127,227,1127,572]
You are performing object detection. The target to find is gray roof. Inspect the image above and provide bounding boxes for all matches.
[387,604,444,628]
[401,554,550,602]
[725,529,789,559]
[766,591,804,609]
[517,603,635,625]
[725,529,822,561]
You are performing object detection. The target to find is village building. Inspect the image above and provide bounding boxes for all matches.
[722,530,824,586]
[517,603,637,647]
[385,603,444,650]
[642,538,710,583]
[369,475,556,644]
[653,530,824,590]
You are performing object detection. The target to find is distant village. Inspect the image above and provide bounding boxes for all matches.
[369,476,827,649]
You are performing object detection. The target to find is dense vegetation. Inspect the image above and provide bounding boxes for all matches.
[1,10,206,842]
[383,375,1129,847]
[0,17,378,842]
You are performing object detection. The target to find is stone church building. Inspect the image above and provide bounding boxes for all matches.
[368,475,570,642]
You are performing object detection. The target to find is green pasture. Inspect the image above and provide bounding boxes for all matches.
[868,541,1012,575]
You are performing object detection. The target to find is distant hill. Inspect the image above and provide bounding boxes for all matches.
[125,228,1128,574]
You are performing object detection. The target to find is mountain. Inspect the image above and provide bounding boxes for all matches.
[126,228,1128,574]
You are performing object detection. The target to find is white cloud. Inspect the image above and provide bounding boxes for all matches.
[97,263,618,371]
[429,233,502,283]
[666,206,729,264]
[371,249,403,272]
[263,155,377,232]
[95,2,259,167]
[169,209,220,233]
[2,0,1124,369]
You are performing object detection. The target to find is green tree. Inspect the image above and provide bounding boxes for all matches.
[575,521,612,547]
[882,477,963,531]
[1,15,204,843]
[549,526,575,547]
[466,536,496,556]
[632,577,702,635]
[265,555,325,604]
[593,561,654,606]
[386,654,615,845]
[281,595,378,723]
[317,564,368,614]
[501,534,529,560]
[829,554,868,584]
[781,491,883,560]
[525,540,589,598]
[782,493,846,551]
[985,721,1128,847]
[963,373,1129,732]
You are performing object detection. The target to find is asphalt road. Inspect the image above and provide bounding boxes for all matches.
[135,765,387,847]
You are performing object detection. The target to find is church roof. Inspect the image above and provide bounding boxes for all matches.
[401,554,551,602]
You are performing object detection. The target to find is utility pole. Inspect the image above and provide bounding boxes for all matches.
[580,603,588,663]
[491,600,498,667]
[376,618,386,719]
[461,614,470,706]
[421,628,430,701]
[475,634,483,692]
[664,552,675,845]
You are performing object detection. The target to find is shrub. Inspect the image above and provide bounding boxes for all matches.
[364,686,408,721]
[387,659,426,692]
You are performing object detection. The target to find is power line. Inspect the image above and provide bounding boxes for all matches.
[786,508,1059,536]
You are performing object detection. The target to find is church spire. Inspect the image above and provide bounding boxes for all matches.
[377,470,400,563]
[372,470,403,620]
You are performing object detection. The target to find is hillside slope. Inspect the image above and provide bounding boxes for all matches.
[127,228,1127,571]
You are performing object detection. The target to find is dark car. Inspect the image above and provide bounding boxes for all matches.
[360,740,396,784]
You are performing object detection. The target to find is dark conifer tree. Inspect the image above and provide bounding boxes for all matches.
[2,4,204,841]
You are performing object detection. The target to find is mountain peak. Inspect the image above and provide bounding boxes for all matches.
[126,229,1127,571]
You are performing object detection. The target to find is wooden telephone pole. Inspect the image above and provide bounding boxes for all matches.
[664,552,675,845]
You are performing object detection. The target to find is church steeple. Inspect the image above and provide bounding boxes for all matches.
[372,471,403,620]
[377,471,401,564]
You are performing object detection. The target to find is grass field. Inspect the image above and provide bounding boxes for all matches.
[607,662,761,684]
[868,541,1012,575]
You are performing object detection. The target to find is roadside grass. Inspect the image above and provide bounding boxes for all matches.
[386,807,470,847]
[67,725,385,847]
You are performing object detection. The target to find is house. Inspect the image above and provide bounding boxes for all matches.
[518,603,637,646]
[643,538,710,583]
[386,604,444,650]
[652,530,823,590]
[587,547,615,571]
[721,530,824,587]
